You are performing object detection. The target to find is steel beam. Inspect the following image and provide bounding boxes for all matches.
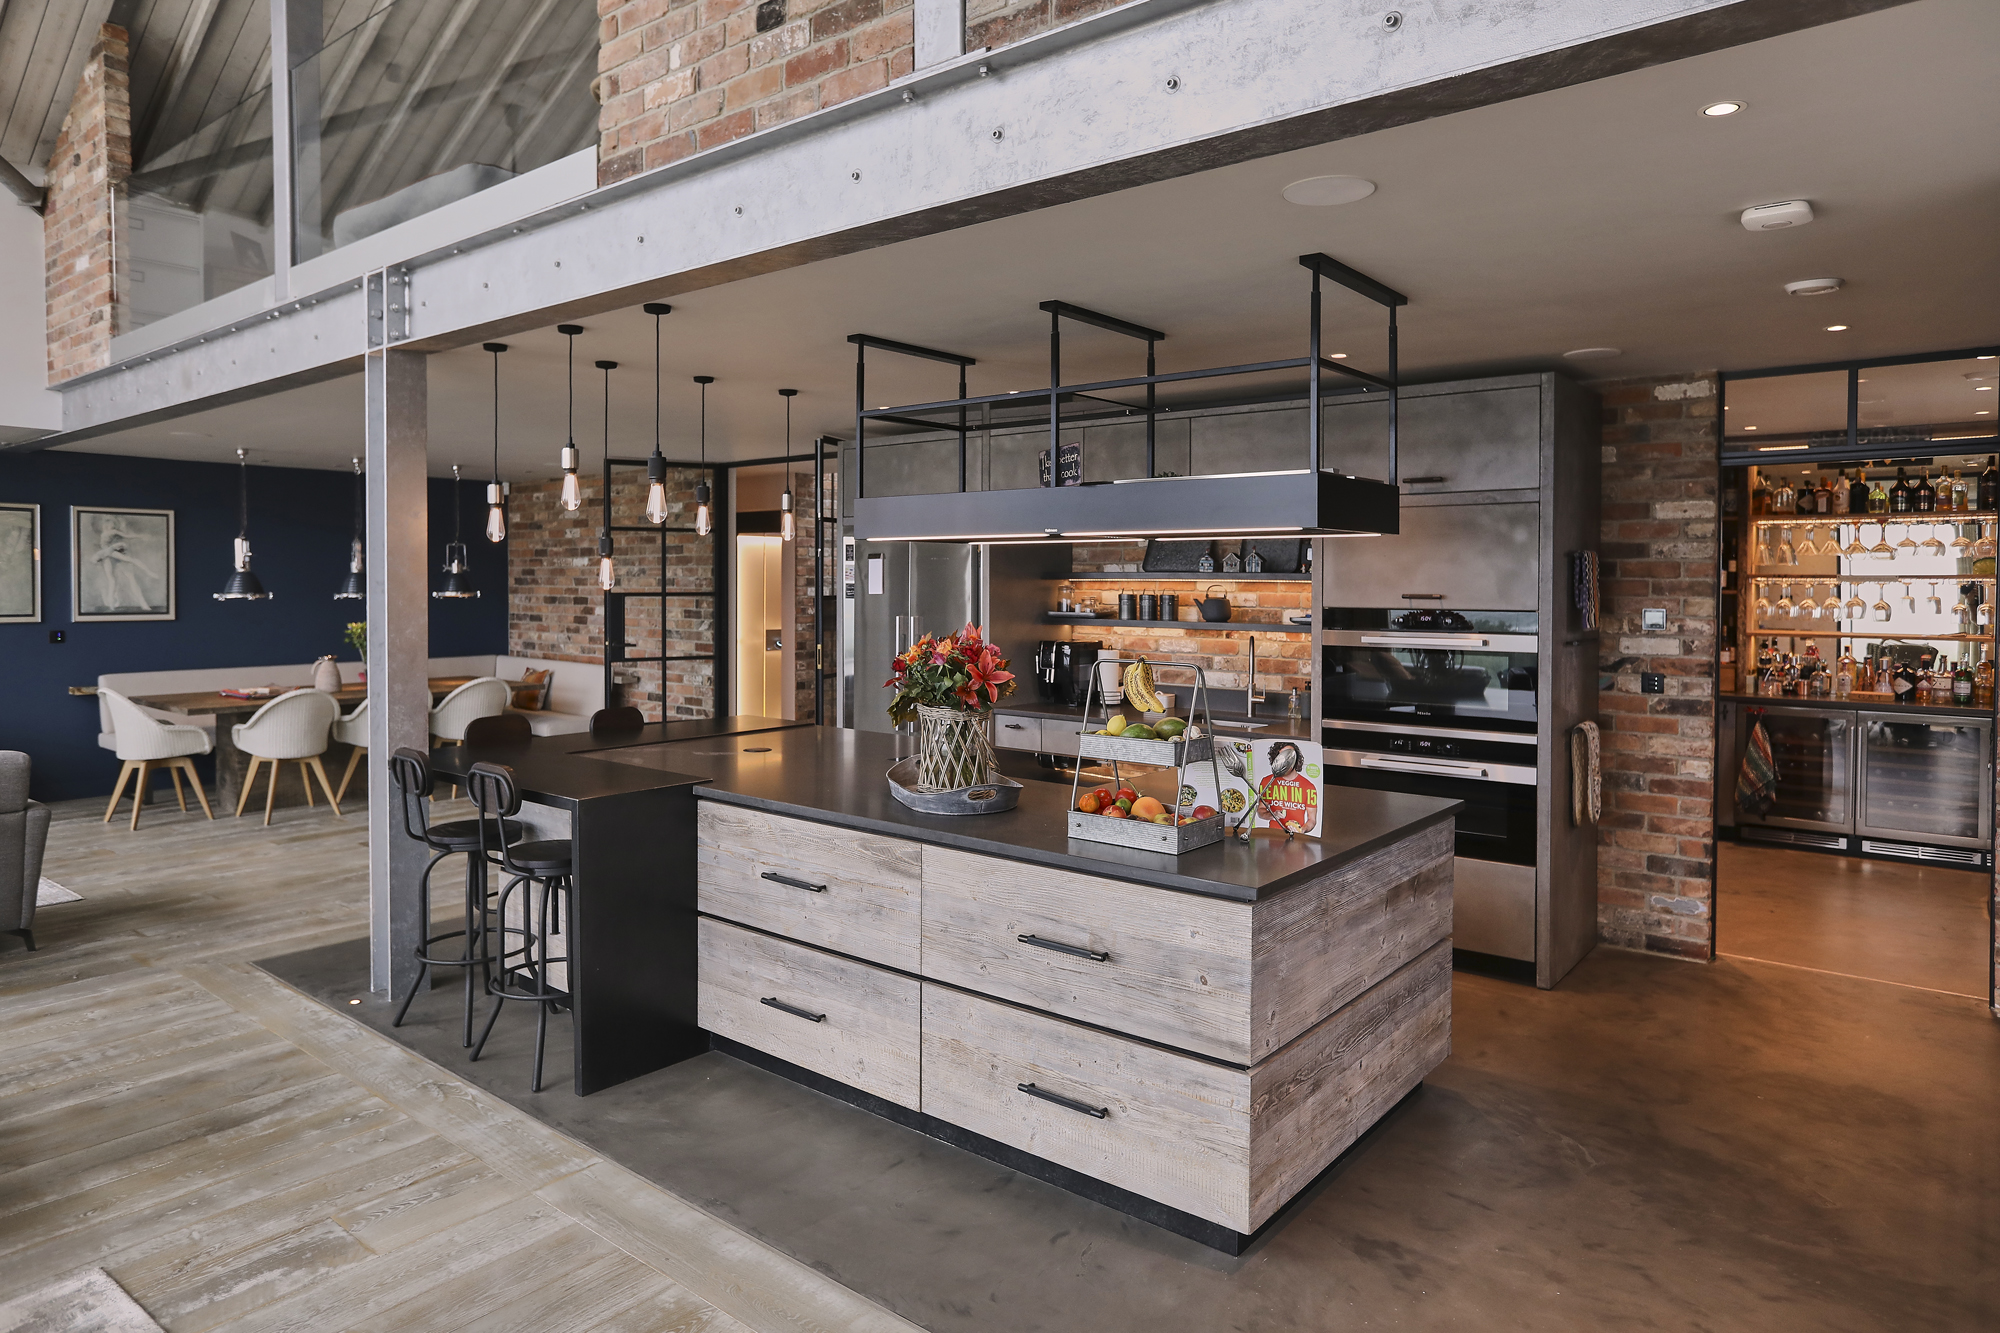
[365,340,430,998]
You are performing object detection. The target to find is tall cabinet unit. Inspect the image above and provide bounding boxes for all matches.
[1311,372,1601,989]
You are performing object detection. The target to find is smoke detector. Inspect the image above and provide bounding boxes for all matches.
[1784,277,1843,297]
[1741,200,1814,231]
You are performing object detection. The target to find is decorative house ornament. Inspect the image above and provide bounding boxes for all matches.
[1244,547,1265,573]
[1221,548,1243,573]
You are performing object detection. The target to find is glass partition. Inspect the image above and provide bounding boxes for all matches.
[1722,369,1847,452]
[1859,357,1998,441]
[292,0,599,260]
[114,86,276,333]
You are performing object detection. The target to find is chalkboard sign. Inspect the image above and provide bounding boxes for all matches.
[1143,539,1215,572]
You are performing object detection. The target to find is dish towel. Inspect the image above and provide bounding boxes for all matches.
[1569,721,1600,826]
[1738,719,1778,815]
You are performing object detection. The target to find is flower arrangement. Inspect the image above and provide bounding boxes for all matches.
[343,622,367,659]
[884,624,1016,726]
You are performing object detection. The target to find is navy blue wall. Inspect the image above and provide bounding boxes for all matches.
[0,451,507,801]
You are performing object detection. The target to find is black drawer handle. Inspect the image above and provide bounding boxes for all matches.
[1018,1082,1108,1118]
[761,871,827,893]
[1018,933,1109,963]
[1404,475,1447,484]
[760,996,825,1023]
[1003,722,1029,730]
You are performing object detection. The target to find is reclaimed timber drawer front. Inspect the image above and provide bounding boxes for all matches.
[921,939,1453,1235]
[698,918,921,1110]
[921,982,1254,1231]
[921,845,1254,1064]
[698,803,922,972]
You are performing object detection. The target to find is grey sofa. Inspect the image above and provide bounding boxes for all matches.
[1,751,51,952]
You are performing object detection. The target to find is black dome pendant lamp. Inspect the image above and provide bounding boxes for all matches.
[433,464,479,599]
[558,324,584,511]
[778,389,798,543]
[484,342,508,542]
[335,457,365,600]
[643,302,671,524]
[597,358,618,591]
[693,375,714,537]
[215,448,272,600]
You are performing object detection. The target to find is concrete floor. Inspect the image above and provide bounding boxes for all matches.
[266,930,2000,1332]
[1716,841,1993,998]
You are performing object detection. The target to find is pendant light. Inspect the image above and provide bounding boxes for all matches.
[778,389,798,542]
[557,324,584,511]
[335,457,365,599]
[643,302,671,524]
[214,448,271,600]
[597,359,618,591]
[484,342,508,542]
[693,375,715,537]
[433,464,479,599]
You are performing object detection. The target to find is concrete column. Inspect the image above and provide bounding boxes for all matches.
[365,346,428,996]
[913,0,963,70]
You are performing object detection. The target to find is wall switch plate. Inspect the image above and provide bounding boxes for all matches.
[1641,607,1668,630]
[1641,672,1665,694]
[48,630,64,644]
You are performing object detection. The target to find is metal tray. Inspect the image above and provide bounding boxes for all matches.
[1076,731,1213,767]
[1067,809,1223,854]
[886,757,1022,815]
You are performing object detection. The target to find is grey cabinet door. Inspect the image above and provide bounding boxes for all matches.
[1320,502,1540,609]
[1322,387,1542,494]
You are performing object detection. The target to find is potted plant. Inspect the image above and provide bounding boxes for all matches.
[345,622,366,682]
[885,624,1016,792]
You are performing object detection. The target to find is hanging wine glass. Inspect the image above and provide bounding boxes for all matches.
[1975,521,1997,560]
[1842,523,1870,558]
[1775,583,1795,618]
[1872,583,1893,622]
[1920,524,1948,558]
[1778,525,1798,565]
[1897,580,1917,615]
[1950,521,1973,553]
[1868,523,1896,558]
[1755,528,1775,567]
[1979,597,1994,628]
[1845,584,1867,621]
[1895,523,1920,557]
[1925,581,1943,615]
[1754,582,1773,617]
[1796,524,1821,559]
[1951,585,1970,623]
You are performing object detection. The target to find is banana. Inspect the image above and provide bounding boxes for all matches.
[1122,657,1163,713]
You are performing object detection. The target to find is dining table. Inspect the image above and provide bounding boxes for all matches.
[126,677,487,813]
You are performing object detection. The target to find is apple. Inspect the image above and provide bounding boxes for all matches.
[1101,804,1128,819]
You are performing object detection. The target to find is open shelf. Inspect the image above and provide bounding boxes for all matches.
[1749,630,1996,641]
[1751,514,1995,527]
[1056,573,1311,583]
[1045,616,1311,634]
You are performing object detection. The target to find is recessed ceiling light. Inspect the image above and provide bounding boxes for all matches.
[1784,278,1842,297]
[1701,100,1745,117]
[1281,175,1376,206]
[1824,325,1848,332]
[1743,425,1759,430]
[1978,355,1997,360]
[1329,353,1348,359]
[1756,443,1808,452]
[1563,348,1622,360]
[1977,386,1994,392]
[1978,411,1991,416]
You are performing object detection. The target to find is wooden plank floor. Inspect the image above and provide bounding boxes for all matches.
[2,795,921,1333]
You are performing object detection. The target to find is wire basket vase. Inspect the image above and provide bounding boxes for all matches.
[914,704,999,793]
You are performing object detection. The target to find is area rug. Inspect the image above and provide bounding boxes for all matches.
[0,1268,165,1332]
[36,878,82,906]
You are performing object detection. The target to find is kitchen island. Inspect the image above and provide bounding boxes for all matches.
[596,725,1460,1250]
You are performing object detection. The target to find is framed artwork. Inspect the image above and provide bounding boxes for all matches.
[72,506,175,621]
[0,502,39,623]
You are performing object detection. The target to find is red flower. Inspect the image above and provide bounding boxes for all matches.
[960,644,1015,706]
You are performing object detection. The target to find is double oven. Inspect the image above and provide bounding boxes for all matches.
[1321,606,1542,960]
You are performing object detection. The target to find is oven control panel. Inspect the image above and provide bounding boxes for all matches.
[1389,735,1462,758]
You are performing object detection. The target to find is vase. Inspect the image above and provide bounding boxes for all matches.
[312,656,341,693]
[914,704,996,793]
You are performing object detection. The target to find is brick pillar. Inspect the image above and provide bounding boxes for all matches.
[1594,373,1721,961]
[43,23,130,384]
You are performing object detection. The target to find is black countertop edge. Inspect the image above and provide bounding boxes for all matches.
[996,696,1317,740]
[1717,693,1995,719]
[429,715,810,807]
[692,784,1459,903]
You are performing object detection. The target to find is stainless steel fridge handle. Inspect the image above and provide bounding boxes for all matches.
[1358,756,1492,779]
[1358,634,1490,649]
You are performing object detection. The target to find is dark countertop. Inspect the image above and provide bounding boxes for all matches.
[594,726,1458,903]
[430,715,808,808]
[1717,692,1995,719]
[996,696,1318,742]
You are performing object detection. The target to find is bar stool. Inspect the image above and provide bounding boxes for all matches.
[465,760,577,1093]
[386,747,523,1046]
[590,706,645,735]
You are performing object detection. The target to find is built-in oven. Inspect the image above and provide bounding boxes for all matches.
[1319,722,1539,867]
[1322,607,1539,734]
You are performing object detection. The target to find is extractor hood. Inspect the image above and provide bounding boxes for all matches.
[847,254,1407,544]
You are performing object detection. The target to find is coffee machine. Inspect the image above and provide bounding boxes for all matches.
[1036,640,1101,706]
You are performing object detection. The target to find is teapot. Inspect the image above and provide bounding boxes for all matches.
[1197,585,1232,623]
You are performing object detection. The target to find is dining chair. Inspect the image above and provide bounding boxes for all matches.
[233,689,342,825]
[464,712,532,746]
[100,687,215,831]
[429,678,512,799]
[332,698,368,805]
[589,706,645,735]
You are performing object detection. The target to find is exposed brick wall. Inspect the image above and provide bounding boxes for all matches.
[1067,541,1313,702]
[507,469,718,719]
[966,0,1115,54]
[1593,373,1721,962]
[791,465,820,721]
[595,0,914,186]
[43,23,130,385]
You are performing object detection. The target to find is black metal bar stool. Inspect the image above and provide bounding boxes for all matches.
[386,747,523,1045]
[464,760,577,1092]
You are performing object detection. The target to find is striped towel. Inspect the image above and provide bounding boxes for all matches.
[1569,721,1600,826]
[1738,719,1778,815]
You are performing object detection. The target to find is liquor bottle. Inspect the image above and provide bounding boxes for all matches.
[1916,469,1937,513]
[1889,467,1913,514]
[1950,469,1969,512]
[1835,649,1855,699]
[1976,649,1995,709]
[1849,468,1872,514]
[1868,473,1890,514]
[1954,657,1975,705]
[1751,475,1771,515]
[1772,475,1796,515]
[1814,475,1834,513]
[1982,455,2000,512]
[1891,661,1917,703]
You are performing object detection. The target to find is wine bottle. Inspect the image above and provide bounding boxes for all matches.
[1889,467,1913,514]
[1982,455,1999,511]
[1954,657,1974,705]
[1849,468,1872,514]
[1831,469,1851,515]
[1976,649,1995,709]
[1916,468,1936,513]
